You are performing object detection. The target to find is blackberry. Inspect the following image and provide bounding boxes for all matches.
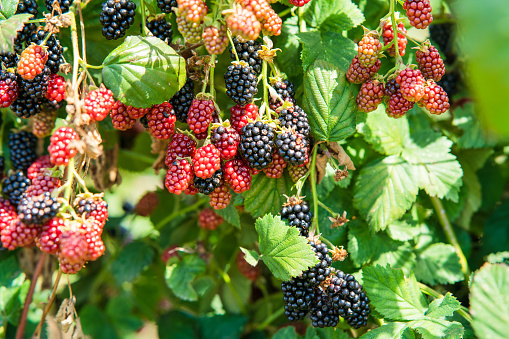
[282,278,316,321]
[11,95,41,118]
[229,38,262,75]
[194,169,223,195]
[17,192,61,226]
[147,17,173,45]
[239,121,275,170]
[276,131,309,166]
[8,131,37,171]
[19,66,50,101]
[45,0,74,13]
[170,78,194,123]
[330,270,371,329]
[29,30,64,74]
[0,52,18,69]
[437,71,461,98]
[310,289,339,328]
[278,105,310,136]
[269,79,295,111]
[100,0,137,40]
[140,115,149,128]
[0,70,19,107]
[301,240,332,287]
[224,61,258,106]
[157,0,178,13]
[2,171,31,206]
[14,1,38,50]
[17,0,38,16]
[281,198,312,237]
[429,22,454,58]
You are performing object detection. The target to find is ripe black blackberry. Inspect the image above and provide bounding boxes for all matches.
[281,198,312,237]
[224,61,258,106]
[0,51,18,69]
[330,270,371,329]
[278,105,310,136]
[147,17,173,45]
[269,79,296,111]
[310,289,340,328]
[19,66,50,100]
[437,71,461,98]
[10,94,41,118]
[300,240,332,287]
[100,0,137,40]
[276,131,309,166]
[45,0,74,13]
[429,22,453,56]
[194,169,223,195]
[229,38,262,75]
[282,278,316,321]
[170,77,194,123]
[17,192,61,225]
[157,0,178,13]
[239,121,275,170]
[8,131,37,171]
[14,0,38,49]
[29,30,64,74]
[2,171,31,206]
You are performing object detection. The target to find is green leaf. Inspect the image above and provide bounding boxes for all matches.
[111,241,154,285]
[470,264,509,339]
[425,293,461,319]
[480,200,509,257]
[165,255,206,301]
[314,327,350,339]
[409,318,464,339]
[0,14,32,52]
[0,255,21,287]
[158,311,199,339]
[240,247,260,266]
[80,305,119,339]
[302,59,356,142]
[215,203,240,228]
[0,0,19,19]
[358,107,410,156]
[274,16,302,80]
[353,156,419,232]
[402,132,463,202]
[414,243,464,285]
[304,0,364,32]
[362,265,428,321]
[297,31,357,73]
[273,326,300,339]
[386,220,421,242]
[198,315,247,339]
[102,36,186,108]
[242,172,293,218]
[451,104,495,149]
[255,214,319,281]
[360,322,414,339]
[486,252,509,265]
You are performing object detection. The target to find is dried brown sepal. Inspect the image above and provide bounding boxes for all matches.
[329,211,349,228]
[334,167,349,182]
[282,195,305,207]
[330,246,348,262]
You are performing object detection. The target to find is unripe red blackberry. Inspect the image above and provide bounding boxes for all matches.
[111,101,136,131]
[147,102,176,140]
[198,208,223,230]
[269,79,295,111]
[59,229,88,265]
[45,74,66,102]
[1,218,37,250]
[226,7,261,41]
[209,184,232,209]
[261,10,282,36]
[33,109,57,138]
[229,38,262,75]
[382,21,407,57]
[225,62,258,106]
[358,32,382,67]
[240,121,275,170]
[187,97,214,134]
[356,79,385,113]
[0,71,19,107]
[415,43,445,81]
[193,144,221,179]
[230,103,258,133]
[74,193,109,228]
[24,172,60,197]
[203,25,228,55]
[236,251,261,281]
[386,91,414,118]
[48,127,80,166]
[237,0,271,21]
[288,164,307,183]
[165,159,193,195]
[135,191,159,216]
[126,105,150,119]
[146,16,173,45]
[170,77,195,123]
[177,0,208,22]
[346,56,381,84]
[36,217,64,254]
[165,133,197,167]
[17,44,48,80]
[184,182,199,195]
[403,0,433,29]
[211,125,240,160]
[176,15,203,43]
[0,198,18,249]
[223,159,252,193]
[419,80,450,115]
[27,155,52,180]
[289,0,311,6]
[84,87,115,122]
[263,152,287,179]
[82,221,105,261]
[100,0,137,40]
[278,104,310,136]
[396,67,425,102]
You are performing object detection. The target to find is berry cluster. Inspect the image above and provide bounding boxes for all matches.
[100,0,137,40]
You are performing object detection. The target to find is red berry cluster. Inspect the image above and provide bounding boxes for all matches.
[17,44,48,80]
[198,208,224,230]
[84,87,115,122]
[48,126,80,166]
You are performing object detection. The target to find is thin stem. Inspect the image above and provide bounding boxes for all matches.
[256,307,284,330]
[15,253,47,339]
[226,29,239,62]
[430,196,470,281]
[399,31,422,47]
[71,166,89,192]
[389,0,402,63]
[262,61,270,119]
[317,200,338,217]
[320,236,334,249]
[64,157,75,202]
[33,270,63,338]
[209,54,216,98]
[298,7,306,33]
[211,259,246,314]
[310,144,319,234]
[155,198,208,229]
[418,282,473,323]
[140,0,147,37]
[69,12,80,92]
